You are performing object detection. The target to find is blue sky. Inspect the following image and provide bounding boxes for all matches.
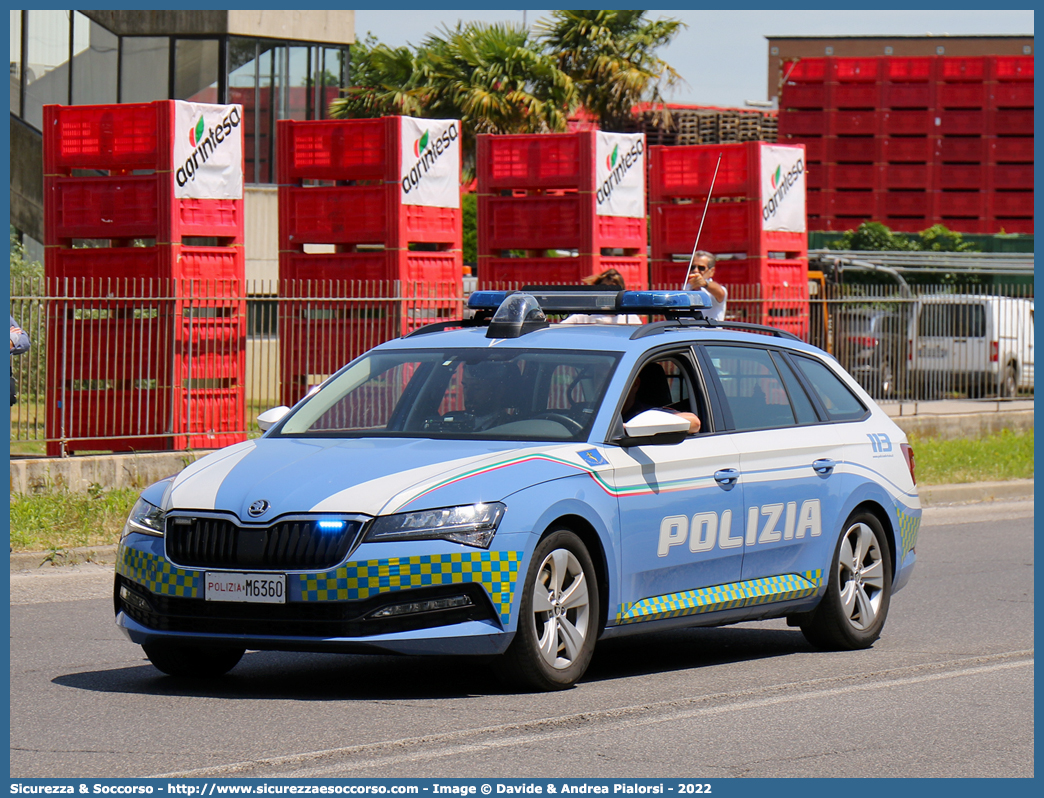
[354,9,1034,108]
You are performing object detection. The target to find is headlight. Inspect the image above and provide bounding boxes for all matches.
[125,497,165,537]
[364,502,506,549]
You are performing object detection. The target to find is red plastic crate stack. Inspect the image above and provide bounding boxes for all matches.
[878,57,936,231]
[779,55,1034,234]
[475,132,648,290]
[648,141,809,338]
[277,117,463,406]
[43,101,246,455]
[985,56,1034,234]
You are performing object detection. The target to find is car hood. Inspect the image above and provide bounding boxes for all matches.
[163,437,611,521]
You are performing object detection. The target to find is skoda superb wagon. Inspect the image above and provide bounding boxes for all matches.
[114,288,920,690]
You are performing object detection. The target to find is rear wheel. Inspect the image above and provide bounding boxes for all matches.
[142,642,245,678]
[870,358,896,399]
[999,365,1018,398]
[800,511,892,651]
[496,529,599,691]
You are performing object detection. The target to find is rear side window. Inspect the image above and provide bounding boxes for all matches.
[792,356,867,421]
[705,346,797,431]
[918,303,986,338]
[771,352,819,424]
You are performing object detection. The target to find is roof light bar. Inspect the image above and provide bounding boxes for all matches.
[468,288,712,316]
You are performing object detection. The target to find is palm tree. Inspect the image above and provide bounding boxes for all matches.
[534,10,685,131]
[328,33,428,119]
[331,23,576,177]
[419,21,576,137]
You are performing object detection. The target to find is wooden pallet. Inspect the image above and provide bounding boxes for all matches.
[632,107,780,145]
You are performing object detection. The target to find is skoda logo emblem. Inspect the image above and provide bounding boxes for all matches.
[248,500,270,517]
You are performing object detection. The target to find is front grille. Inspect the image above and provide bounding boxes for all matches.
[165,515,365,570]
[116,576,495,638]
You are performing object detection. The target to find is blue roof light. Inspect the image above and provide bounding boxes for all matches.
[467,291,511,311]
[618,291,712,311]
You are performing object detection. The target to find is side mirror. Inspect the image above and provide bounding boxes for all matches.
[617,409,691,446]
[257,406,290,432]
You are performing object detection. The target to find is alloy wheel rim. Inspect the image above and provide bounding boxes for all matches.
[532,548,591,669]
[837,522,885,631]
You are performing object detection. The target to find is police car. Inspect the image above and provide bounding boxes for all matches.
[114,288,920,690]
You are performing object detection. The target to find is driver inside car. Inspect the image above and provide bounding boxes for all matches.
[460,361,517,431]
[622,362,701,433]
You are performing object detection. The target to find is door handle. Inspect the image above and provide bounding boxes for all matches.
[813,458,836,475]
[714,468,739,487]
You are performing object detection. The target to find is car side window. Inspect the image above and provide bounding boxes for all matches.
[791,355,867,421]
[771,351,819,424]
[620,354,706,431]
[704,345,797,431]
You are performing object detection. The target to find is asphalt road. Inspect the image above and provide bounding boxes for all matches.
[9,500,1033,779]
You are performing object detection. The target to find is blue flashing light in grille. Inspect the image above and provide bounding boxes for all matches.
[317,520,347,532]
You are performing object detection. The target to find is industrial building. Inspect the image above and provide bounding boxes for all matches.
[9,10,356,281]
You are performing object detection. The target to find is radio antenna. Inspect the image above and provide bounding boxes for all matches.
[682,152,723,289]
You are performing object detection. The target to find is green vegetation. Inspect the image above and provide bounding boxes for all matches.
[826,221,979,254]
[909,428,1034,485]
[535,10,684,131]
[10,227,43,281]
[8,429,1033,554]
[331,12,685,176]
[462,192,477,266]
[824,221,994,285]
[9,486,140,552]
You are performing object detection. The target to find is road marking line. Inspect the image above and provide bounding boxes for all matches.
[147,653,1032,778]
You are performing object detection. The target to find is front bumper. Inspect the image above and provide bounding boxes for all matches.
[115,533,522,656]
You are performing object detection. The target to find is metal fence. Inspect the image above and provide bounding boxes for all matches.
[9,278,1033,455]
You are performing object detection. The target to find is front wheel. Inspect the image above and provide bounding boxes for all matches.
[800,512,892,651]
[496,529,599,691]
[142,642,245,678]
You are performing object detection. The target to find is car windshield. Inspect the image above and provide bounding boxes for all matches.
[273,348,622,442]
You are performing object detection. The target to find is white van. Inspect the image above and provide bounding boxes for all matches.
[908,295,1034,398]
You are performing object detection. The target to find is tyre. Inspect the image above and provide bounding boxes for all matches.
[800,511,892,651]
[142,642,245,678]
[496,529,599,691]
[999,365,1018,398]
[877,359,895,399]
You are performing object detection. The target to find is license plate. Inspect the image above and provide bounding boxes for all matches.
[205,572,286,604]
[919,346,948,358]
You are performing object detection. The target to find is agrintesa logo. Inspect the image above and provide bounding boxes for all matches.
[596,138,643,206]
[188,116,205,148]
[762,156,804,222]
[770,164,782,191]
[413,130,430,158]
[402,123,458,195]
[175,106,242,188]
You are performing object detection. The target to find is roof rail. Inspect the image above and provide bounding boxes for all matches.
[630,318,802,341]
[402,315,491,338]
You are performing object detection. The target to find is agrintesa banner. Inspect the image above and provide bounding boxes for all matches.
[595,132,645,218]
[760,144,806,232]
[172,101,243,200]
[400,116,461,208]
